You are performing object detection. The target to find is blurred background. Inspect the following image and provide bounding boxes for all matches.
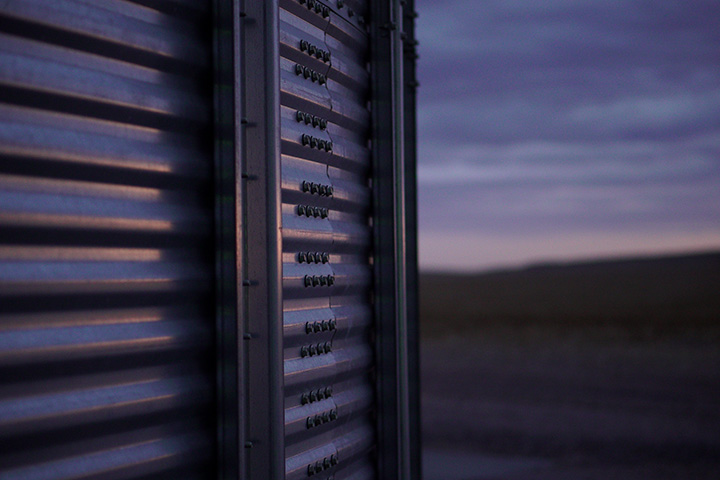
[414,1,720,479]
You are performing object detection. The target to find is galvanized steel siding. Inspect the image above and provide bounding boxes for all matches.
[279,1,376,479]
[0,1,215,478]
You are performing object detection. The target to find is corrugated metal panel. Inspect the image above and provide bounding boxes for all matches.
[279,1,376,479]
[0,1,215,478]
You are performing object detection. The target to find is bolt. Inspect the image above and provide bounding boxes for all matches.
[301,393,310,404]
[295,64,304,75]
[321,208,329,219]
[324,51,331,62]
[297,110,305,122]
[327,275,335,285]
[303,67,311,79]
[300,40,308,51]
[348,8,354,17]
[312,116,320,127]
[326,142,333,152]
[330,454,338,465]
[329,318,336,329]
[319,74,327,85]
[318,140,326,150]
[309,344,317,355]
[310,390,318,402]
[329,409,338,420]
[310,182,319,194]
[318,389,325,400]
[304,275,312,287]
[304,113,312,124]
[322,6,329,17]
[325,386,333,397]
[320,119,328,129]
[327,186,333,196]
[321,320,329,331]
[313,321,322,333]
[323,458,331,469]
[310,137,318,148]
[337,0,344,8]
[298,205,306,216]
[320,275,327,286]
[307,464,316,476]
[324,342,332,352]
[302,134,310,146]
[306,416,315,428]
[301,345,309,357]
[313,275,321,286]
[308,45,317,56]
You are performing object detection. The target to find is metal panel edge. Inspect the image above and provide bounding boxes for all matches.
[370,0,418,478]
[241,1,285,479]
[214,0,243,478]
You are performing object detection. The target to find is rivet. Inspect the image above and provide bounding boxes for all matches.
[322,412,330,423]
[327,142,333,152]
[329,408,338,420]
[312,116,320,127]
[327,186,333,196]
[302,180,310,192]
[304,113,312,124]
[311,71,319,82]
[300,40,308,51]
[306,416,315,428]
[297,110,305,122]
[324,141,331,152]
[310,182,319,194]
[320,119,328,129]
[301,345,309,357]
[324,51,331,62]
[315,252,322,263]
[301,393,310,404]
[318,140,326,150]
[324,342,332,353]
[325,386,333,397]
[321,208,329,219]
[310,137,318,148]
[305,322,313,334]
[319,74,326,85]
[307,252,316,263]
[309,344,317,355]
[323,253,330,263]
[319,276,327,286]
[313,321,322,333]
[321,320,329,331]
[298,205,306,216]
[304,275,312,287]
[298,251,307,263]
[315,49,323,59]
[310,389,318,402]
[312,275,320,286]
[327,275,335,285]
[317,389,325,400]
[295,64,304,75]
[308,45,317,56]
[304,67,311,79]
[302,134,310,146]
[329,318,336,330]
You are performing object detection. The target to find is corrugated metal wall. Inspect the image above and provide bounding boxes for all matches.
[278,1,376,479]
[0,1,216,478]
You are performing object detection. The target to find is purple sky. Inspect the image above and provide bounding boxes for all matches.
[415,0,720,271]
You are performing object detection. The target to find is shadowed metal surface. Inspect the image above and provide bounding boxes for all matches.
[0,0,215,478]
[279,1,376,479]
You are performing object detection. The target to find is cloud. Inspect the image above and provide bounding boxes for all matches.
[414,0,720,269]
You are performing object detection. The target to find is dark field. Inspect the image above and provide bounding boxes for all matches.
[420,252,720,479]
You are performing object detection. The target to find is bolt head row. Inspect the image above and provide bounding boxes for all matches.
[300,341,333,358]
[301,134,333,152]
[303,274,335,287]
[307,454,339,476]
[295,64,327,84]
[302,181,334,197]
[301,386,333,405]
[297,205,329,218]
[296,111,328,130]
[305,408,339,429]
[299,40,331,63]
[298,251,330,264]
[304,318,337,334]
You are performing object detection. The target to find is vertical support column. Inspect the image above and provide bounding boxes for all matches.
[401,3,421,478]
[240,1,284,479]
[371,0,418,478]
[213,0,243,479]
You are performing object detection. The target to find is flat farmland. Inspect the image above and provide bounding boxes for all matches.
[420,252,720,479]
